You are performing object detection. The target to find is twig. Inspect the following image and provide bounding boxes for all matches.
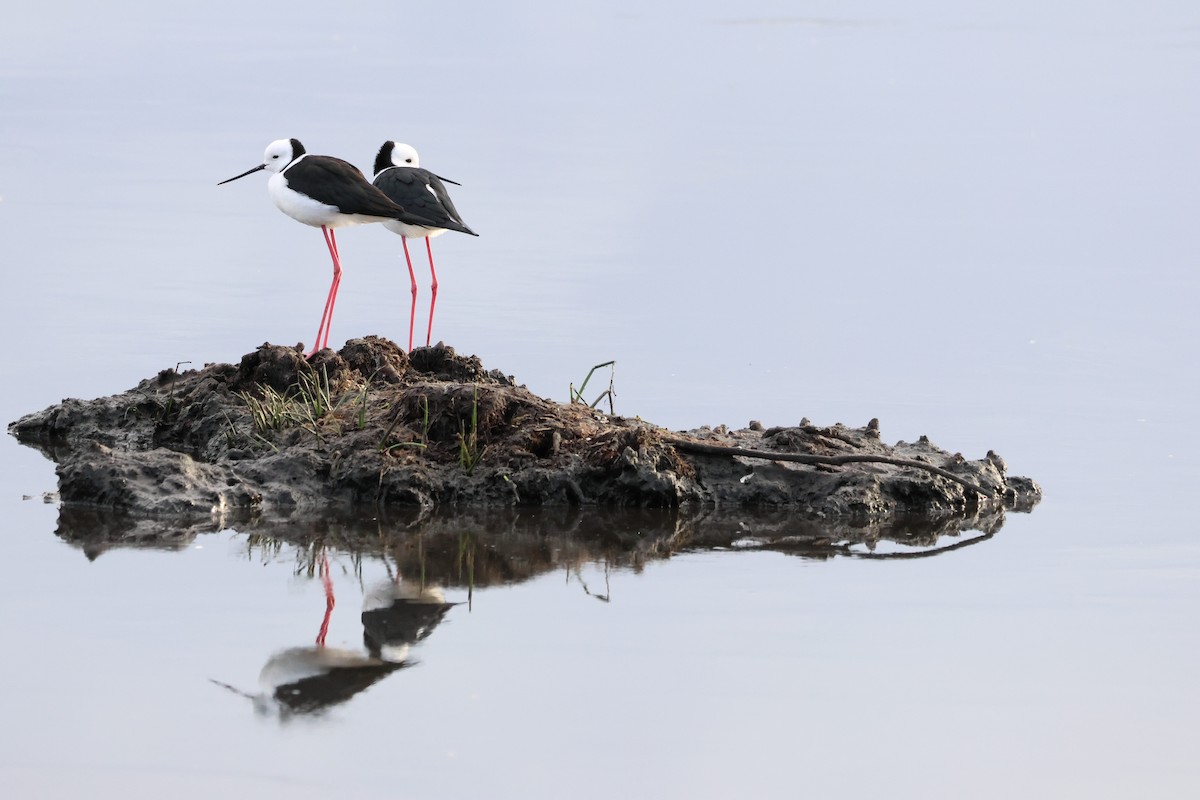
[570,360,616,412]
[664,436,996,497]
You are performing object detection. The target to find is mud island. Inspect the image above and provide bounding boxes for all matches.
[9,337,1041,525]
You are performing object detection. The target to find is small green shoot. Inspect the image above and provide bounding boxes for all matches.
[356,383,369,430]
[456,386,485,474]
[570,360,616,413]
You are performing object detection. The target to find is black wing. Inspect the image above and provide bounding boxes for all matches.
[287,156,441,227]
[373,167,478,236]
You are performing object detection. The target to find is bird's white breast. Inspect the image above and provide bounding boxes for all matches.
[267,172,339,227]
[268,171,380,228]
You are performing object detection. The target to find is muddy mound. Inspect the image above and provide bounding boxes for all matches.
[9,337,1041,522]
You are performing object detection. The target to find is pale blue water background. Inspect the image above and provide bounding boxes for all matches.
[1,1,1198,797]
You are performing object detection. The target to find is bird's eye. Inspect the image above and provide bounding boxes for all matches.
[405,158,413,163]
[271,155,279,159]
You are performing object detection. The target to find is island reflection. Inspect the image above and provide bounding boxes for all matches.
[54,502,1023,568]
[53,504,1027,718]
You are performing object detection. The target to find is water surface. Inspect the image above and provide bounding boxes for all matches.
[1,1,1197,797]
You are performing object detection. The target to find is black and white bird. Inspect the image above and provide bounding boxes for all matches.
[372,141,477,351]
[219,138,439,355]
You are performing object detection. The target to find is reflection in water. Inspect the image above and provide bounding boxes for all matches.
[51,500,1028,571]
[55,506,200,560]
[847,530,995,560]
[214,548,456,720]
[42,498,1034,723]
[218,646,407,718]
[361,577,457,661]
[198,500,1014,719]
[52,501,1028,718]
[571,562,611,603]
[315,549,335,646]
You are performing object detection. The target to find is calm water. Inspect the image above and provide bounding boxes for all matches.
[2,1,1198,797]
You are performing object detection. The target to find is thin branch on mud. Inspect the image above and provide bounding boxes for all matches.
[664,436,996,497]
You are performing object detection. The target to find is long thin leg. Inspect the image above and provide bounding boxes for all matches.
[312,228,337,354]
[328,227,341,262]
[322,228,343,351]
[401,236,417,352]
[425,238,438,347]
[310,226,343,357]
[316,550,336,646]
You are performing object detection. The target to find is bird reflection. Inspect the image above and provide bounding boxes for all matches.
[247,646,406,717]
[361,577,459,661]
[213,563,455,720]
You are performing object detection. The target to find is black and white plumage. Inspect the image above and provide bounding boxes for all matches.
[372,141,477,351]
[372,142,477,239]
[218,138,439,355]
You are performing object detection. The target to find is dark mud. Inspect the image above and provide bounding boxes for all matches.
[9,337,1041,534]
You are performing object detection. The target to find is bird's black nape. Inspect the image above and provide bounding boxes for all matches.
[373,141,395,176]
[290,138,307,158]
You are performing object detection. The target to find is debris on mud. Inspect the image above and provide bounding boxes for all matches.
[9,337,1041,524]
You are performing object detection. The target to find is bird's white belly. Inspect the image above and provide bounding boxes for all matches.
[268,173,370,228]
[382,219,447,239]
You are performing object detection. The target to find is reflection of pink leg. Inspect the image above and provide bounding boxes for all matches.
[310,227,343,357]
[402,237,417,352]
[316,551,336,646]
[425,239,438,347]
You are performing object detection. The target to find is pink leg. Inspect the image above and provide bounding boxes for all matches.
[425,238,438,347]
[401,237,417,352]
[312,228,336,353]
[322,228,343,351]
[316,550,336,646]
[310,226,343,357]
[328,228,341,261]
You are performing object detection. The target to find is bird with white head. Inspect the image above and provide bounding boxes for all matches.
[372,141,478,351]
[219,138,439,355]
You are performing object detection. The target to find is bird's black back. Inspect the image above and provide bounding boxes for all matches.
[373,167,477,236]
[284,155,441,227]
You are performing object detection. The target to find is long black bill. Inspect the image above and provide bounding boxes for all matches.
[217,163,266,185]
